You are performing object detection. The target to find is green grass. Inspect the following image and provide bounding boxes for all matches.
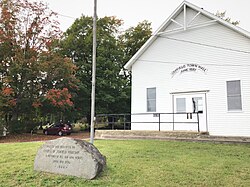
[0,140,250,187]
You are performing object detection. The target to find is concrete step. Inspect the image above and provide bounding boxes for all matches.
[95,130,250,144]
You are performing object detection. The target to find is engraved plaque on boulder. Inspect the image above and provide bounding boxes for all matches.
[34,137,106,179]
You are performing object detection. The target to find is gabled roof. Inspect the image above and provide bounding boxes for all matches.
[124,0,250,70]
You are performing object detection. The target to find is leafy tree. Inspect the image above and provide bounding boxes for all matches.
[0,0,77,132]
[215,11,240,26]
[117,20,152,113]
[0,1,152,131]
[38,88,74,122]
[119,20,152,64]
[0,87,16,121]
[60,16,122,123]
[60,16,152,124]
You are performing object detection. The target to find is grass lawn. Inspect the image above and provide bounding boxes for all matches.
[0,140,250,187]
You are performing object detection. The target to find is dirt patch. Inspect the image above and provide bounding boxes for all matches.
[0,131,90,143]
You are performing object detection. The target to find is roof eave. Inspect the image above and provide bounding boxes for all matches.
[124,1,186,70]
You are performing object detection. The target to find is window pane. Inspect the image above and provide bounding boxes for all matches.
[227,80,241,95]
[147,88,156,100]
[147,100,156,112]
[192,97,203,113]
[227,80,242,111]
[228,96,242,111]
[176,98,186,113]
[147,88,156,112]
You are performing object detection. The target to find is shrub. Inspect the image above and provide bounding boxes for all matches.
[7,120,40,134]
[0,124,3,136]
[8,121,23,133]
[72,122,88,132]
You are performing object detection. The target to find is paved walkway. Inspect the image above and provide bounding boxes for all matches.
[95,130,250,144]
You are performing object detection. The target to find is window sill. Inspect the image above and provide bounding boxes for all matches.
[227,110,243,113]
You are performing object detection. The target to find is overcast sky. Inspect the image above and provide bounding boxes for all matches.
[33,0,250,33]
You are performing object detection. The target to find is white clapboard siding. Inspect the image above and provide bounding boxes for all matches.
[130,5,250,136]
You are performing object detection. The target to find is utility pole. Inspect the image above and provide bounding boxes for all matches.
[90,0,97,144]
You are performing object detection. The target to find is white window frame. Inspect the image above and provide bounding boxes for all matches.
[192,97,203,113]
[176,98,186,113]
[147,87,156,112]
[226,80,242,111]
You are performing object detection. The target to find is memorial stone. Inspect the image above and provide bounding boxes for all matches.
[34,137,106,179]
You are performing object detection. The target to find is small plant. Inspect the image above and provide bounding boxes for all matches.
[72,122,88,132]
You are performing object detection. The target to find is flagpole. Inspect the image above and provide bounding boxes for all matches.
[90,0,97,144]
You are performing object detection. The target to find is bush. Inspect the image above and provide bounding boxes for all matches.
[25,121,41,133]
[0,124,3,136]
[8,120,40,134]
[72,122,88,132]
[8,121,24,133]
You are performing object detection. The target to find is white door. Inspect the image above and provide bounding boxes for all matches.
[173,93,207,132]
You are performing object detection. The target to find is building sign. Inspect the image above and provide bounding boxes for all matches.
[171,63,207,77]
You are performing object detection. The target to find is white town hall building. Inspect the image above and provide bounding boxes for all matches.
[124,1,250,137]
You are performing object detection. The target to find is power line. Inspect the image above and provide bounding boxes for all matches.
[156,35,250,54]
[57,13,76,20]
[43,8,250,56]
[136,59,250,67]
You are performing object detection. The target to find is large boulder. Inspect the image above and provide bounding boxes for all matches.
[34,137,106,179]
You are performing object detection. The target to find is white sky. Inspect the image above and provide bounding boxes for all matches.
[33,0,249,33]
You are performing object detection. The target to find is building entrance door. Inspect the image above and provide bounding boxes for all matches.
[173,93,207,132]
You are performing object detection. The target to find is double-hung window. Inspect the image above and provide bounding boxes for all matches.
[226,80,242,111]
[147,88,156,112]
[176,98,186,113]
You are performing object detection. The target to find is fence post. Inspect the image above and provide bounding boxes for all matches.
[197,113,200,132]
[172,113,175,131]
[112,116,114,130]
[124,114,126,130]
[158,113,161,131]
[96,116,98,130]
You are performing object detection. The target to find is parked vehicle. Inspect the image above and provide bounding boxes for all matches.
[43,123,72,136]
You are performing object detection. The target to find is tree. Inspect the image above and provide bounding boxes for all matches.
[60,16,122,123]
[119,20,152,64]
[117,20,152,113]
[215,11,240,26]
[38,88,74,121]
[60,17,152,124]
[0,0,77,132]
